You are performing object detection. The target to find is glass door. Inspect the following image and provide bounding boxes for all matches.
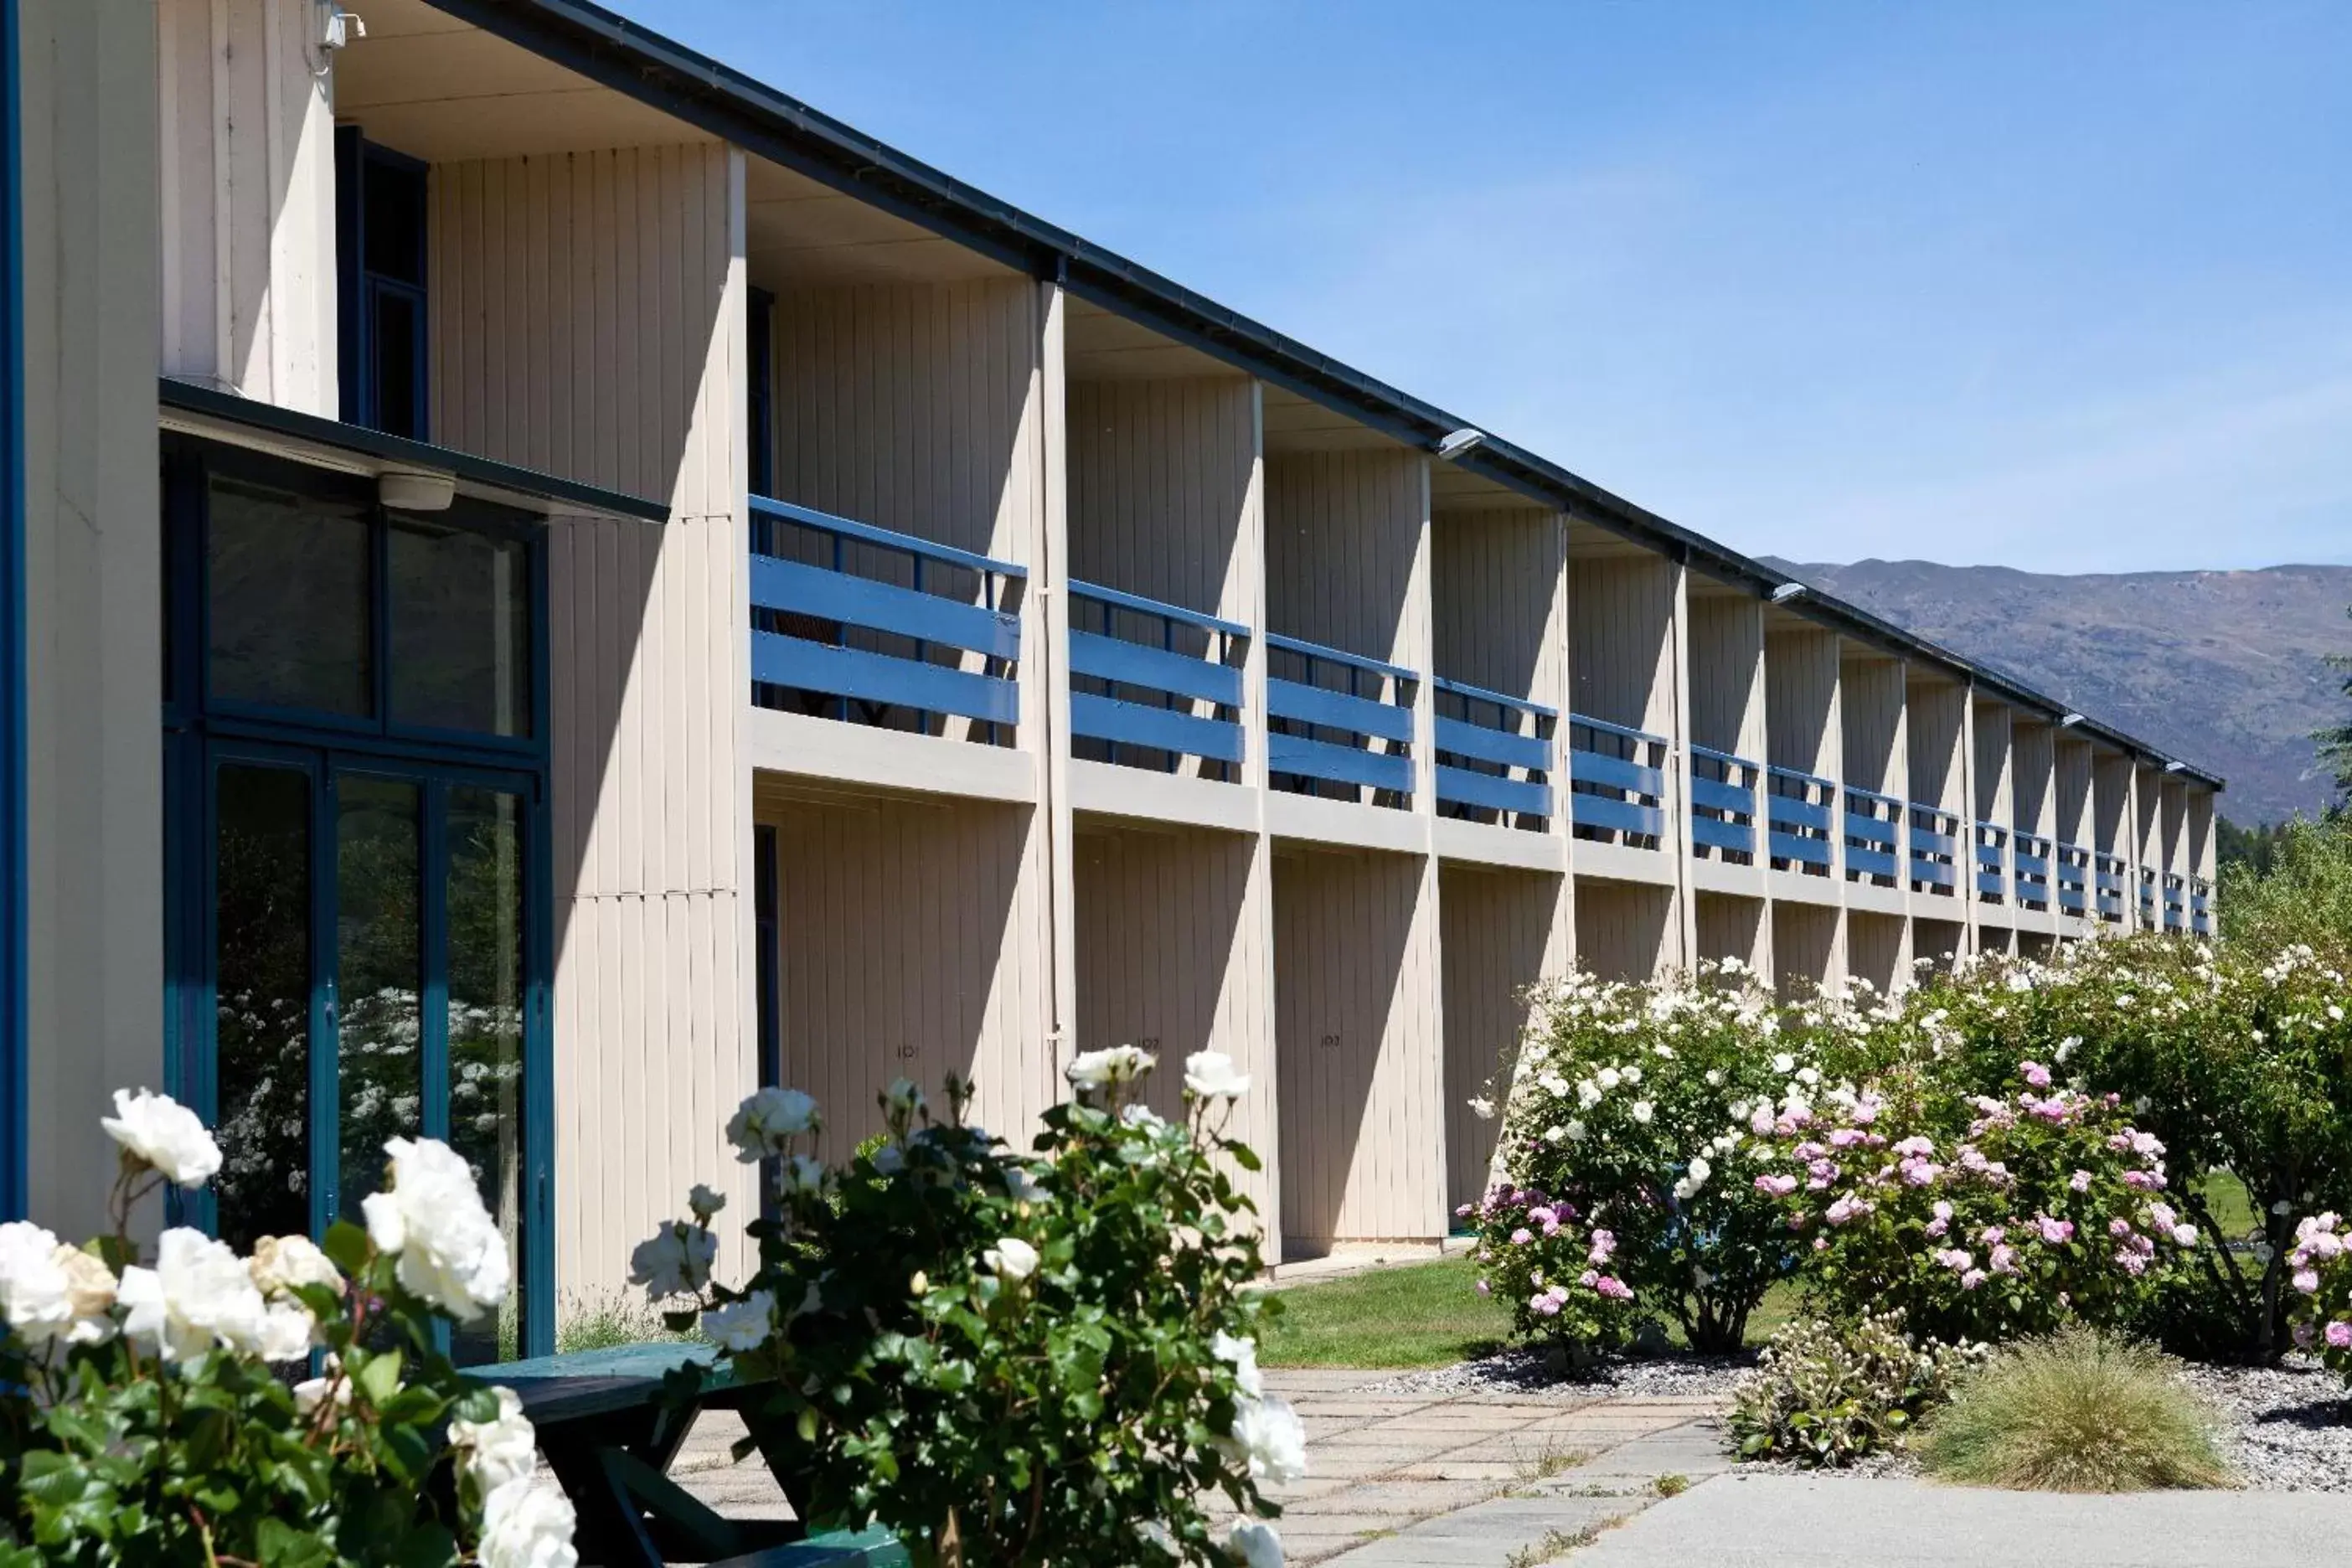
[195,744,539,1364]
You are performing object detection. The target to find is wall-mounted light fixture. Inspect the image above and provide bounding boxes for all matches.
[315,1,365,49]
[1770,582,1806,603]
[2058,712,2085,729]
[379,469,456,512]
[2163,761,2186,774]
[1434,428,1487,462]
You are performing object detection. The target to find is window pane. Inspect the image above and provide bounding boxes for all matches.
[362,156,426,285]
[447,787,525,1366]
[371,286,423,441]
[209,477,373,715]
[336,776,421,1222]
[214,765,314,1256]
[389,518,530,737]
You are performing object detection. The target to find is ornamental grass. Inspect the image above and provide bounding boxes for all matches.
[1919,1327,2233,1492]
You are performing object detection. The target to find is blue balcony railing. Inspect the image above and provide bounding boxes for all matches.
[1433,678,1553,823]
[1569,716,1669,847]
[2094,852,2128,923]
[1908,804,1962,895]
[1974,821,2009,901]
[2164,873,2187,931]
[2014,832,2053,909]
[2055,843,2091,916]
[749,495,1023,741]
[2139,867,2158,924]
[1843,787,1903,884]
[1266,634,1416,804]
[1067,581,1246,778]
[1691,746,1761,862]
[2190,876,2212,935]
[1767,766,1836,873]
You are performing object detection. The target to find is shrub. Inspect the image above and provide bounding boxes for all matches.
[1751,1058,2192,1345]
[638,1050,1293,1568]
[1479,963,1807,1351]
[1920,939,2352,1361]
[1725,1311,1978,1468]
[2219,812,2352,954]
[1919,1328,2232,1491]
[0,1090,574,1566]
[1462,1183,1639,1356]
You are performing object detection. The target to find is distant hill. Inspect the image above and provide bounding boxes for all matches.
[1756,559,2352,828]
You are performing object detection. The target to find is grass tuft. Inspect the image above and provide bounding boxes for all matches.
[1503,1526,1594,1568]
[1920,1327,2234,1493]
[1652,1473,1689,1498]
[555,1287,699,1355]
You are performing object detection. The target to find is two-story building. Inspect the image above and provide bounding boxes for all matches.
[5,0,2222,1358]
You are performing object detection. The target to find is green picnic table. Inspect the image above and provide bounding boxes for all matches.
[488,1343,908,1568]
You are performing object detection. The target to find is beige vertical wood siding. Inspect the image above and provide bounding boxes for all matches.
[1071,823,1277,1215]
[156,0,337,414]
[1438,865,1562,1211]
[2055,739,2092,846]
[1273,848,1446,1249]
[1432,508,1566,704]
[766,280,1044,564]
[2161,781,2187,874]
[1570,557,1677,733]
[1066,378,1258,621]
[1265,450,1430,668]
[2092,752,2132,854]
[1772,904,1843,998]
[1694,894,1767,972]
[22,0,165,1235]
[1973,703,2014,823]
[1766,627,1841,778]
[1913,917,1967,972]
[1574,880,1674,980]
[1840,657,1906,796]
[1848,911,1906,993]
[763,790,1056,1158]
[428,142,755,1294]
[1905,678,1965,812]
[2013,725,2055,836]
[1689,596,1766,756]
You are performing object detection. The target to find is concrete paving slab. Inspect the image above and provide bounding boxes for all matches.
[1571,1473,2352,1567]
[1323,1493,1641,1566]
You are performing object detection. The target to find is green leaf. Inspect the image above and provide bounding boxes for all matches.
[355,1347,405,1406]
[322,1218,374,1275]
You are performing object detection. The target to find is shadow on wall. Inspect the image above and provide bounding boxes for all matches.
[1576,881,1674,982]
[1274,848,1420,1251]
[1074,824,1256,1127]
[767,792,1034,1155]
[1440,864,1557,1214]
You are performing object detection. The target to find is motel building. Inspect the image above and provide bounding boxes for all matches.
[3,0,2220,1359]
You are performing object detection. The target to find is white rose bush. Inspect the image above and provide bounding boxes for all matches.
[0,1088,574,1567]
[637,1049,1297,1568]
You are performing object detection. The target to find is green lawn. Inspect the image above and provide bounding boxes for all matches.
[1260,1256,1799,1369]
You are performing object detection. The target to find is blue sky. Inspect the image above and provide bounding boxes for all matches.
[609,2,2351,573]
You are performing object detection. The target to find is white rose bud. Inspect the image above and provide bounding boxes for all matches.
[101,1088,223,1189]
[983,1236,1040,1282]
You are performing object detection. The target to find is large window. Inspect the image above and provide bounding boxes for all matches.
[336,131,431,440]
[163,441,550,1363]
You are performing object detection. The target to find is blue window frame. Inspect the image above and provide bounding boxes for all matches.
[336,129,431,441]
[0,0,25,1220]
[747,286,775,498]
[162,439,554,1360]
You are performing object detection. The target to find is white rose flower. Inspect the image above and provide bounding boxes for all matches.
[361,1137,510,1321]
[249,1234,343,1299]
[1227,1519,1285,1568]
[871,1144,905,1176]
[983,1236,1040,1282]
[1003,1163,1051,1204]
[1705,1070,1724,1087]
[1229,1395,1308,1483]
[1771,1053,1797,1075]
[1212,1328,1265,1398]
[451,1386,539,1495]
[1542,1125,1566,1144]
[1796,1066,1821,1087]
[1537,1072,1571,1097]
[776,1154,828,1195]
[1596,1068,1622,1091]
[101,1088,223,1189]
[1467,1096,1497,1121]
[627,1220,717,1301]
[1686,1155,1712,1186]
[1065,1044,1155,1090]
[725,1087,820,1162]
[260,1300,317,1363]
[0,1222,116,1348]
[293,1357,351,1417]
[703,1291,776,1354]
[1184,1050,1252,1099]
[1622,1065,1644,1086]
[687,1184,727,1224]
[883,1076,926,1117]
[1122,1103,1167,1131]
[118,1227,269,1360]
[477,1478,579,1568]
[1577,1081,1604,1110]
[1565,1119,1587,1142]
[1632,1101,1655,1125]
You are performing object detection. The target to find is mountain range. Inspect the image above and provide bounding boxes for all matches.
[1756,559,2352,828]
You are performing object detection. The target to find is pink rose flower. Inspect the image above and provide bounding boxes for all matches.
[2021,1061,2052,1088]
[1510,1228,1533,1246]
[1754,1173,1798,1198]
[2070,1170,2093,1194]
[2293,1269,2321,1295]
[2035,1215,2076,1246]
[2328,1320,2352,1350]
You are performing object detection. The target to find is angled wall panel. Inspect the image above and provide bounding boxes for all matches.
[1437,864,1562,1212]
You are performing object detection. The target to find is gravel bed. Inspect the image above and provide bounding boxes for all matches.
[1349,1346,1755,1402]
[2179,1357,2352,1492]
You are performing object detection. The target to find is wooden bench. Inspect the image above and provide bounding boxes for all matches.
[489,1343,908,1568]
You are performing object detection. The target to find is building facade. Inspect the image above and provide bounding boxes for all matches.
[7,0,2222,1355]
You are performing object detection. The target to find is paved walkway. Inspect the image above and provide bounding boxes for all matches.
[1572,1473,2352,1567]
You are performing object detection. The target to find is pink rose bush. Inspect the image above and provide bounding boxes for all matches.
[1463,1184,1640,1353]
[2284,1212,2352,1375]
[1747,1061,2191,1344]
